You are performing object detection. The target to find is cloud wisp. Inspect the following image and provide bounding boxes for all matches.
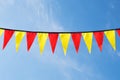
[26,0,64,32]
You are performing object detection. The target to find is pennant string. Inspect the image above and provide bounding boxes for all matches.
[104,30,116,51]
[82,32,93,53]
[116,30,120,37]
[94,32,104,51]
[0,27,119,33]
[3,30,14,49]
[0,29,4,36]
[60,33,71,55]
[49,33,58,53]
[71,33,81,53]
[0,28,119,54]
[26,32,37,51]
[38,33,48,54]
[15,31,25,52]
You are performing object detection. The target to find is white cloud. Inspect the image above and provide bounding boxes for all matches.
[26,0,64,31]
[0,0,64,31]
[31,50,104,80]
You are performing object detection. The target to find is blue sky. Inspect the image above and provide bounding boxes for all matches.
[0,0,120,80]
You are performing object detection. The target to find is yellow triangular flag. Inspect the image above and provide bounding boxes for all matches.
[60,33,71,56]
[38,33,48,54]
[104,30,116,51]
[15,31,25,52]
[0,29,4,36]
[82,32,93,53]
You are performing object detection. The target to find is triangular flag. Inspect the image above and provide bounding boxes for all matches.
[38,33,48,54]
[104,30,116,51]
[94,32,104,51]
[116,30,120,37]
[82,32,93,53]
[60,33,70,55]
[26,32,37,51]
[49,33,58,53]
[0,29,4,36]
[71,33,81,53]
[3,30,14,49]
[15,31,25,52]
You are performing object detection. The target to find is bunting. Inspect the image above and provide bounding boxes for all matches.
[117,30,120,37]
[94,32,104,51]
[0,28,119,55]
[49,33,58,53]
[0,29,4,36]
[26,32,37,51]
[60,33,70,55]
[71,33,81,53]
[82,32,93,53]
[3,30,14,49]
[104,30,116,50]
[15,31,25,52]
[38,33,48,54]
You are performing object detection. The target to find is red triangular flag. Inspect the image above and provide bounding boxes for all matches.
[71,33,81,53]
[49,33,58,53]
[93,32,104,51]
[26,32,37,51]
[116,30,120,37]
[3,30,14,49]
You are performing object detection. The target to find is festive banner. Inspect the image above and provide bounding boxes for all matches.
[117,30,120,37]
[94,32,104,51]
[15,31,25,52]
[0,29,4,36]
[104,30,116,50]
[49,33,58,53]
[0,28,119,55]
[60,33,71,55]
[82,32,93,53]
[38,33,48,54]
[26,32,37,51]
[3,30,14,49]
[71,33,81,53]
